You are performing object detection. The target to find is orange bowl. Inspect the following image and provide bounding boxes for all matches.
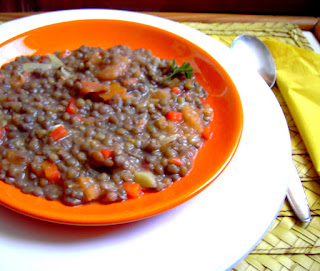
[0,13,243,225]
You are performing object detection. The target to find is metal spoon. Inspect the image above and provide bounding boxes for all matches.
[231,35,276,88]
[231,34,311,223]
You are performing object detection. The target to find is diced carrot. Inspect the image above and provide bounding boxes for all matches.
[122,182,143,199]
[166,111,184,122]
[100,149,113,159]
[168,157,184,166]
[42,161,60,183]
[171,86,182,94]
[80,81,109,96]
[49,125,68,141]
[202,125,213,140]
[65,97,78,114]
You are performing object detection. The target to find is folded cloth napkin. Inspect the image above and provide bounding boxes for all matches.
[264,40,320,175]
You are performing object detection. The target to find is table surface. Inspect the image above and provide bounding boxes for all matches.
[1,12,319,45]
[0,12,318,32]
[0,11,320,271]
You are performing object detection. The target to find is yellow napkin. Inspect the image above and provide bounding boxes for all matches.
[264,40,320,175]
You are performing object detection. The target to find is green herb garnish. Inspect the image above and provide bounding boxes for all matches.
[160,59,195,84]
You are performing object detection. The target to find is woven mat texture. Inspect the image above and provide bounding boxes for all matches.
[183,22,320,271]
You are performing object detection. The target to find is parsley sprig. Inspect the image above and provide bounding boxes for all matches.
[160,59,195,84]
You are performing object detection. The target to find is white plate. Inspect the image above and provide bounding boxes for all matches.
[0,10,292,271]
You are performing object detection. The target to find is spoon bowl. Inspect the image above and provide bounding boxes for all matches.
[231,34,311,223]
[231,34,276,87]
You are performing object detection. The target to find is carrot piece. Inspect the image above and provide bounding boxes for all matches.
[166,111,184,122]
[42,161,60,183]
[202,126,213,140]
[49,125,68,141]
[100,149,113,159]
[66,97,78,114]
[171,86,182,94]
[122,182,143,199]
[80,81,109,96]
[168,157,184,166]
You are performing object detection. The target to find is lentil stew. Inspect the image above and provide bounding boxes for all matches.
[0,45,214,206]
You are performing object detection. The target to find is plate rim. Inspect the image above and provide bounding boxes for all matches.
[0,9,243,225]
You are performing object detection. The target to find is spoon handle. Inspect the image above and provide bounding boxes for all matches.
[287,162,311,223]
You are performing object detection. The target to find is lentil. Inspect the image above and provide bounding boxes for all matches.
[0,45,213,206]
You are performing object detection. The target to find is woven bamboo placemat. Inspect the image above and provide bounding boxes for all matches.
[183,22,320,270]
